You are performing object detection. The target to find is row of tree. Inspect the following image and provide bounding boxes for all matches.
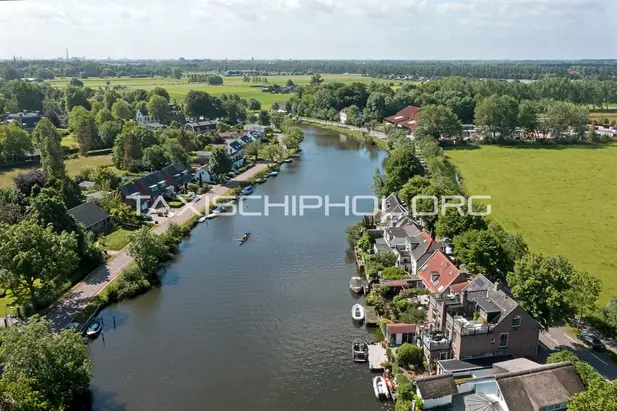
[6,60,617,81]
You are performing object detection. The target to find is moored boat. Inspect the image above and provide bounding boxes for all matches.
[86,318,102,338]
[352,338,368,363]
[198,216,207,223]
[241,185,254,195]
[349,276,363,294]
[256,178,266,184]
[373,376,389,399]
[212,205,224,214]
[351,304,365,322]
[283,158,292,163]
[270,171,279,176]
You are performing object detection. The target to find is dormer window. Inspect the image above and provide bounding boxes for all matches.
[512,315,521,328]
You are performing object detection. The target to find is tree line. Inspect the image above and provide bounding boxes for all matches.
[6,59,617,80]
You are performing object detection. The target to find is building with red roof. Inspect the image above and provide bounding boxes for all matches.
[385,106,422,133]
[417,250,468,295]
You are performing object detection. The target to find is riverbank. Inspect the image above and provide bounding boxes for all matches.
[300,118,390,151]
[46,162,272,331]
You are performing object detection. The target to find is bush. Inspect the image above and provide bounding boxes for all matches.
[375,327,384,342]
[396,343,422,368]
[382,266,407,280]
[110,266,151,301]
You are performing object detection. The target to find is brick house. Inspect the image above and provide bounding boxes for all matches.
[384,106,421,134]
[421,274,541,363]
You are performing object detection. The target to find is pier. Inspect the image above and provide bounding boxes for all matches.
[364,306,378,326]
[368,343,387,371]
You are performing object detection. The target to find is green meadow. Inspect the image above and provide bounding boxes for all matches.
[446,144,617,306]
[46,74,392,108]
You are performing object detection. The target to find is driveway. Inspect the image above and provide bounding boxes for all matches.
[46,163,269,330]
[538,327,617,380]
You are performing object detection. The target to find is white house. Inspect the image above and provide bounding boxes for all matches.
[136,108,154,124]
[415,373,459,409]
[340,107,349,124]
[226,140,245,170]
[385,323,416,345]
[194,166,212,183]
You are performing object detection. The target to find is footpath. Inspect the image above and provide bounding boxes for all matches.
[46,163,268,330]
[299,118,388,141]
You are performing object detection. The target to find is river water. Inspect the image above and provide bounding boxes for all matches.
[89,127,389,411]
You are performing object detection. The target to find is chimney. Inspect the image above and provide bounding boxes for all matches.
[460,290,468,306]
[494,280,503,292]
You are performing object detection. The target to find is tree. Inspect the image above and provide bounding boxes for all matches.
[127,226,168,274]
[286,79,295,87]
[270,112,285,130]
[0,188,24,225]
[69,77,83,87]
[474,94,519,141]
[95,107,114,127]
[518,100,539,136]
[547,350,602,388]
[382,147,424,195]
[507,254,577,329]
[142,145,169,170]
[568,270,601,320]
[363,92,393,122]
[260,143,283,163]
[171,67,183,79]
[14,170,47,197]
[112,122,156,170]
[257,110,270,126]
[435,206,487,239]
[604,297,617,328]
[147,94,170,124]
[209,147,232,177]
[91,166,120,190]
[0,318,92,411]
[64,86,91,112]
[111,99,132,120]
[27,186,80,236]
[68,106,98,154]
[0,220,78,307]
[310,74,324,85]
[282,126,304,151]
[2,80,45,112]
[382,266,407,280]
[244,141,260,162]
[416,104,461,138]
[356,233,372,252]
[568,380,617,411]
[395,343,422,368]
[184,90,221,119]
[398,176,431,206]
[207,75,224,85]
[0,121,33,160]
[98,119,123,148]
[148,87,170,102]
[0,66,20,81]
[247,98,261,111]
[32,118,65,180]
[163,139,189,165]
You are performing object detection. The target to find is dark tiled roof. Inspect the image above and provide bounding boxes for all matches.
[240,134,254,144]
[7,112,41,128]
[161,163,192,185]
[438,355,515,372]
[119,182,139,197]
[415,373,458,400]
[136,171,169,197]
[68,202,110,229]
[495,362,584,410]
[229,141,244,153]
[138,108,149,116]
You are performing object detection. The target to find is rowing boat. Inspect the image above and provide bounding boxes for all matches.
[239,231,251,246]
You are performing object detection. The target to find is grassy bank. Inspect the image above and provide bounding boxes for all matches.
[446,143,617,305]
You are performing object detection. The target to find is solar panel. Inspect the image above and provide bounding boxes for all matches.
[475,278,486,287]
[433,280,440,286]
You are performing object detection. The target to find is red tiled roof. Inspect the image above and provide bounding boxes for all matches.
[449,281,470,293]
[417,251,462,294]
[385,106,421,127]
[378,279,413,287]
[386,323,417,334]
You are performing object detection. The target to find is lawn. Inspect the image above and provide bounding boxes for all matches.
[446,144,617,306]
[0,155,117,188]
[45,74,395,108]
[590,109,617,124]
[101,227,133,251]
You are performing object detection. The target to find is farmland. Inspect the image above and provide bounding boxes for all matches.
[45,74,393,108]
[446,144,617,306]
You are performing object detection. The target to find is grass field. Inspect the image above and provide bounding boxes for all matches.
[46,74,393,108]
[101,228,133,251]
[590,109,617,123]
[446,144,617,306]
[0,155,116,188]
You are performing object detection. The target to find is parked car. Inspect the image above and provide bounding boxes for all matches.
[578,332,606,351]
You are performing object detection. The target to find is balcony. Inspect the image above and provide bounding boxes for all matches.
[421,332,451,351]
[447,313,490,336]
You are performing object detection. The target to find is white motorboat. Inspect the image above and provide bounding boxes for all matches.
[212,206,224,214]
[373,376,389,399]
[351,304,365,321]
[206,213,217,219]
[352,339,368,363]
[283,158,292,163]
[349,276,363,294]
[198,216,207,223]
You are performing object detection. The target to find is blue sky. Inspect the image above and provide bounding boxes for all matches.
[0,0,615,60]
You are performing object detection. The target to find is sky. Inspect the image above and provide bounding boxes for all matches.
[0,0,616,60]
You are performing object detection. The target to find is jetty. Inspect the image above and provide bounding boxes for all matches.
[364,306,378,326]
[368,343,387,371]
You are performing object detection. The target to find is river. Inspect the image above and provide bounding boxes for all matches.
[88,126,389,411]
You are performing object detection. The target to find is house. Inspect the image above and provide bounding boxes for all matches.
[244,124,268,134]
[133,171,174,205]
[119,182,149,213]
[274,101,289,113]
[135,108,154,125]
[340,107,349,124]
[384,106,422,134]
[414,373,459,409]
[194,165,211,183]
[161,162,193,192]
[3,111,41,133]
[67,202,111,233]
[417,250,468,294]
[375,193,408,227]
[416,359,584,410]
[385,323,417,345]
[196,151,211,165]
[227,140,245,170]
[421,274,542,363]
[184,120,218,133]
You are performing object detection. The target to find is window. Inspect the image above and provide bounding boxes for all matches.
[512,316,521,328]
[439,352,448,360]
[499,333,509,348]
[490,337,495,344]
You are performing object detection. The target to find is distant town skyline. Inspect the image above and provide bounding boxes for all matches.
[1,0,616,60]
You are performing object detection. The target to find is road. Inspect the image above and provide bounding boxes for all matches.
[46,163,269,330]
[538,326,617,380]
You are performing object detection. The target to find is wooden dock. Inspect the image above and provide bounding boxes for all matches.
[368,343,387,371]
[364,306,378,326]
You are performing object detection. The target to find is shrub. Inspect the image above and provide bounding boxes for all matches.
[357,233,373,252]
[111,266,151,301]
[396,343,422,368]
[382,266,407,280]
[375,327,384,342]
